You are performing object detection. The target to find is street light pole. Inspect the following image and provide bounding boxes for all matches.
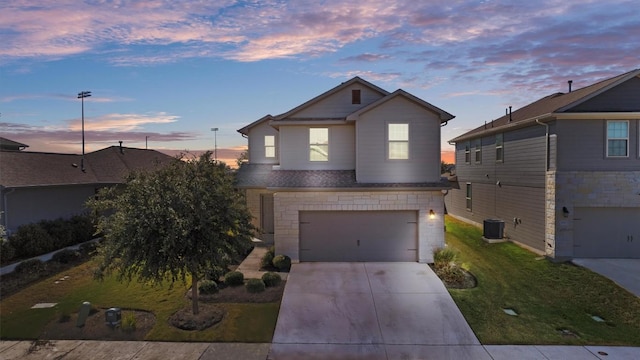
[77,91,91,172]
[211,127,219,162]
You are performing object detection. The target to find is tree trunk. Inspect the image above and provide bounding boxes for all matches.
[191,273,199,315]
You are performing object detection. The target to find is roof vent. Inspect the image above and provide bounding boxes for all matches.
[568,80,573,93]
[508,106,512,122]
[118,141,124,154]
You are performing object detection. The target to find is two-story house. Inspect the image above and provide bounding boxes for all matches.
[236,77,454,263]
[446,69,640,259]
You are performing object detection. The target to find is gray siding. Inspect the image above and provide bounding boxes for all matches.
[2,185,96,232]
[447,124,548,252]
[556,119,640,171]
[247,121,279,164]
[455,125,548,188]
[293,84,385,118]
[356,97,441,183]
[568,76,640,112]
[445,182,546,252]
[278,125,355,170]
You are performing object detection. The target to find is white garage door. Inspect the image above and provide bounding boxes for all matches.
[573,207,640,258]
[299,211,418,262]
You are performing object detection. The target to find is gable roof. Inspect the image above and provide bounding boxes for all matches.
[0,146,174,188]
[346,89,455,123]
[451,68,640,142]
[237,114,274,136]
[274,76,389,120]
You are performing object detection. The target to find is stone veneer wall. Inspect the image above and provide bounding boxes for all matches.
[273,190,445,263]
[545,170,640,258]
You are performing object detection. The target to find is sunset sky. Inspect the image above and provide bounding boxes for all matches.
[1,0,639,165]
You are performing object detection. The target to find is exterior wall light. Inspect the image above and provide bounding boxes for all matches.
[562,206,570,218]
[429,209,436,219]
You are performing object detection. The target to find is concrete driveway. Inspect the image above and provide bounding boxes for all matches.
[573,259,640,297]
[270,262,484,359]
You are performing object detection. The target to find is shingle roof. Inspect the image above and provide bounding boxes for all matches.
[451,68,640,142]
[236,166,449,190]
[0,146,174,188]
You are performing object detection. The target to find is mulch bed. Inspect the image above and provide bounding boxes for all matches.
[189,282,286,303]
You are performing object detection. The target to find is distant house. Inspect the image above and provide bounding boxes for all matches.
[0,141,174,233]
[236,77,454,263]
[446,69,640,259]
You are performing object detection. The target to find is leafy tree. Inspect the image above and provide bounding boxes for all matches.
[88,153,254,314]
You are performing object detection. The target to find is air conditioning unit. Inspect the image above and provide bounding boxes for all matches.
[483,219,504,239]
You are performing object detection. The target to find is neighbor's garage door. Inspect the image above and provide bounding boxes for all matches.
[573,207,640,258]
[299,211,418,262]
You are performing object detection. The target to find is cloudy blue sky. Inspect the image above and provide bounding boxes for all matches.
[1,0,639,164]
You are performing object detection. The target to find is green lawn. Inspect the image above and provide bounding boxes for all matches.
[0,261,279,342]
[445,215,640,345]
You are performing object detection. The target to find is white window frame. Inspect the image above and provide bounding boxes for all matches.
[474,140,482,163]
[495,133,503,162]
[465,183,472,211]
[264,135,275,158]
[309,128,329,162]
[464,142,470,164]
[388,123,409,160]
[606,120,629,158]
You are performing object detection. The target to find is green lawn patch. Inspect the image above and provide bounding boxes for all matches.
[445,215,640,345]
[0,261,279,342]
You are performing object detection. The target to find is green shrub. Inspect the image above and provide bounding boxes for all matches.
[260,251,274,269]
[198,279,219,294]
[51,249,80,264]
[224,270,244,286]
[121,312,137,333]
[206,266,226,283]
[245,278,266,293]
[13,258,46,274]
[68,214,95,244]
[261,272,282,287]
[272,254,291,271]
[58,313,71,323]
[433,247,458,270]
[1,239,16,263]
[40,218,74,248]
[10,223,54,258]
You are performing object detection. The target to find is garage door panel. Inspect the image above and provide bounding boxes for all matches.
[300,211,417,262]
[573,207,640,258]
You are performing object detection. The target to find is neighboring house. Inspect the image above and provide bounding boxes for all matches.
[0,141,174,233]
[446,69,640,259]
[236,77,455,263]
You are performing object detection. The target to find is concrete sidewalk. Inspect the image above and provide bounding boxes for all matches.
[2,340,639,359]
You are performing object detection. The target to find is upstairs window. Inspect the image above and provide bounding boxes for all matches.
[352,89,361,104]
[466,183,472,211]
[606,120,628,157]
[464,142,470,163]
[264,135,275,158]
[388,123,409,159]
[495,133,504,162]
[309,128,329,161]
[474,140,482,163]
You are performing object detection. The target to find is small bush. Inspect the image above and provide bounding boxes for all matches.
[51,249,81,264]
[224,270,244,286]
[245,278,266,293]
[198,279,219,294]
[272,254,291,271]
[10,224,54,258]
[121,312,137,333]
[58,313,71,323]
[206,266,226,283]
[1,239,16,263]
[260,251,274,269]
[433,247,458,270]
[13,258,46,274]
[261,272,282,287]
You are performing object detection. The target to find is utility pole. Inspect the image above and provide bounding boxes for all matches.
[211,127,219,162]
[77,91,91,172]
